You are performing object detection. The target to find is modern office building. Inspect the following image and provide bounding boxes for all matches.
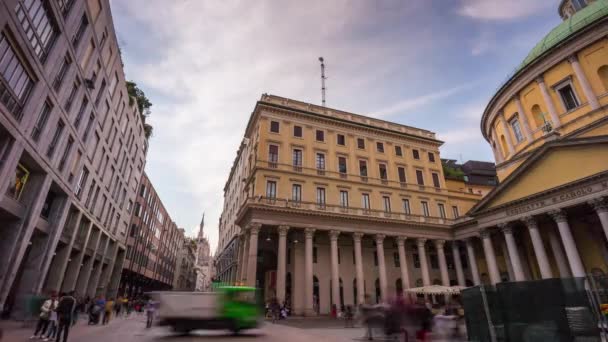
[456,0,608,285]
[215,94,487,315]
[0,0,148,317]
[173,234,197,291]
[120,172,183,297]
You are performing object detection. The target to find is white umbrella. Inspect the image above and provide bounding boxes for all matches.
[404,285,460,295]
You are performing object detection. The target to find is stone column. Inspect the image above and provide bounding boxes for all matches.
[548,228,571,278]
[514,95,533,141]
[491,131,504,163]
[276,225,289,305]
[375,234,387,302]
[451,241,466,287]
[480,229,500,285]
[522,216,553,279]
[536,76,561,128]
[499,112,515,155]
[304,228,316,316]
[435,240,450,286]
[549,210,585,277]
[589,198,608,243]
[499,223,525,281]
[246,223,261,287]
[329,230,340,311]
[353,233,365,305]
[236,234,245,283]
[465,238,481,286]
[568,55,600,110]
[240,232,249,282]
[396,236,411,289]
[417,238,431,286]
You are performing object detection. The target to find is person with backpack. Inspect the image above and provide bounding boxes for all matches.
[30,293,57,339]
[55,292,76,342]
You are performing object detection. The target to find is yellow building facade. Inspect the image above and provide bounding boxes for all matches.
[457,0,608,285]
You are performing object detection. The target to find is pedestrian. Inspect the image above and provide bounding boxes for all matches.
[55,291,76,342]
[122,297,129,317]
[30,293,56,339]
[145,299,156,328]
[344,305,354,328]
[103,298,114,325]
[43,296,59,342]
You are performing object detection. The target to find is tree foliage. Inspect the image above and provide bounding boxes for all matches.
[442,163,465,180]
[126,81,152,117]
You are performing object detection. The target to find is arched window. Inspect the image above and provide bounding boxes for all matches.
[531,104,546,128]
[598,65,608,92]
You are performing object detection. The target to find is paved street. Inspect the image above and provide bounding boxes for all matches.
[1,315,367,342]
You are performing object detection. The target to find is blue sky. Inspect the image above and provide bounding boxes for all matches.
[110,0,560,252]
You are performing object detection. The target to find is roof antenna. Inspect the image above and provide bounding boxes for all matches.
[319,57,326,107]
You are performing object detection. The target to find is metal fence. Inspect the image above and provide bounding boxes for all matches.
[463,277,606,341]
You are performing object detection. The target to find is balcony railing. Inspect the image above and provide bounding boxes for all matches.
[246,196,453,225]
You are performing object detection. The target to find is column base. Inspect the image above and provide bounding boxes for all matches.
[304,308,316,316]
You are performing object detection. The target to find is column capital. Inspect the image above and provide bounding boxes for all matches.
[375,234,385,244]
[535,76,545,85]
[589,198,608,213]
[521,216,538,229]
[329,230,340,241]
[479,228,492,239]
[353,232,364,242]
[548,209,568,223]
[512,93,522,103]
[305,228,316,238]
[567,54,579,64]
[248,223,262,235]
[396,236,407,245]
[434,239,446,249]
[278,225,290,236]
[498,222,514,235]
[416,238,427,247]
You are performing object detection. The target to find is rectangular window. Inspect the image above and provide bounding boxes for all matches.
[64,79,80,111]
[315,153,325,170]
[337,134,345,146]
[362,194,370,210]
[339,190,348,208]
[430,254,439,269]
[293,125,302,137]
[357,138,365,149]
[99,28,107,47]
[315,130,324,142]
[359,160,368,177]
[109,72,118,96]
[382,196,391,213]
[432,172,441,188]
[397,167,406,184]
[72,14,89,48]
[292,184,302,202]
[511,118,524,143]
[413,253,420,268]
[374,252,378,266]
[75,167,89,198]
[416,170,424,185]
[53,54,71,91]
[376,142,384,153]
[57,0,75,17]
[270,120,280,133]
[452,206,460,218]
[0,33,35,120]
[413,149,420,160]
[438,203,446,218]
[266,181,277,199]
[31,101,52,142]
[74,96,88,129]
[402,199,411,214]
[379,164,388,180]
[292,149,302,171]
[15,0,58,62]
[80,39,94,70]
[268,145,278,167]
[316,187,326,208]
[428,152,435,162]
[395,145,402,156]
[58,136,73,171]
[82,113,95,141]
[557,84,579,111]
[338,156,347,174]
[421,201,430,217]
[46,120,65,158]
[94,78,106,106]
[69,150,82,183]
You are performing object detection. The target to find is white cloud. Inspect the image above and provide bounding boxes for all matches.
[458,0,553,21]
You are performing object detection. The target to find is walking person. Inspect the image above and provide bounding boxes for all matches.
[30,293,56,339]
[43,297,59,342]
[55,292,76,342]
[145,298,156,328]
[102,298,114,325]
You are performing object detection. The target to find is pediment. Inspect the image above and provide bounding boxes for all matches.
[469,137,608,214]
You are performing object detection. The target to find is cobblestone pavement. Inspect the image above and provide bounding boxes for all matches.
[1,314,365,342]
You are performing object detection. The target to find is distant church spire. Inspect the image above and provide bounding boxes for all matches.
[198,212,205,241]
